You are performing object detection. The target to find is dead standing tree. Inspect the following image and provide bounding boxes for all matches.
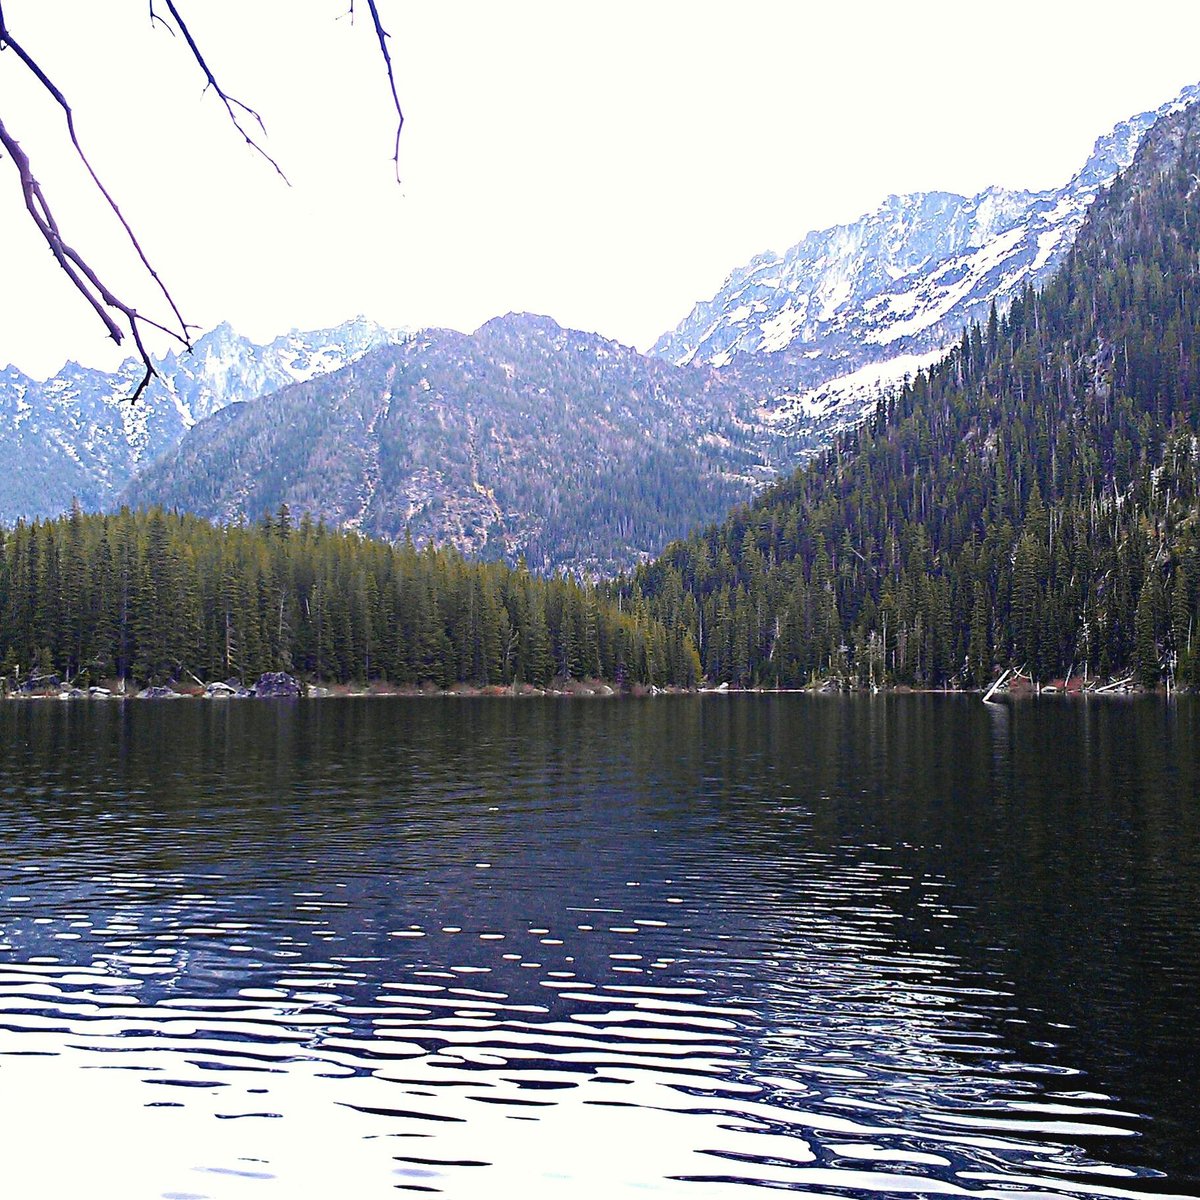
[0,1,404,400]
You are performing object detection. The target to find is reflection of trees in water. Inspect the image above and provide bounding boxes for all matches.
[2,696,1199,1185]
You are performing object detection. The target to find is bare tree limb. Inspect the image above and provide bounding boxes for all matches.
[364,0,405,183]
[155,0,290,184]
[0,11,191,343]
[0,117,172,401]
[0,3,406,400]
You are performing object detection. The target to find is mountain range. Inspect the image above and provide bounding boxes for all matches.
[123,315,778,576]
[6,93,1200,692]
[3,83,1197,576]
[652,82,1200,441]
[0,318,398,525]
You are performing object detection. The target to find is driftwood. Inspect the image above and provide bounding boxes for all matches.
[1091,675,1135,694]
[982,668,1011,704]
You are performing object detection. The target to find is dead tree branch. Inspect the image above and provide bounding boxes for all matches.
[1,1,191,398]
[0,10,190,343]
[0,117,178,401]
[0,2,405,398]
[155,1,289,183]
[363,0,405,182]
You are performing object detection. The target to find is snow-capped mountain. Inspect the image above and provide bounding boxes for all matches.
[653,83,1200,435]
[154,317,403,428]
[0,317,402,524]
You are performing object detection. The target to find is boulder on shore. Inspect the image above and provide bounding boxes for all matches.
[137,685,180,699]
[253,672,303,698]
[205,680,253,699]
[19,672,61,693]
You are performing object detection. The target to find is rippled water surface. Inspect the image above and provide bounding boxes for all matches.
[1,696,1199,1199]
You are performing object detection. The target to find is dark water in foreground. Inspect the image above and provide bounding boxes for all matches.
[0,695,1198,1199]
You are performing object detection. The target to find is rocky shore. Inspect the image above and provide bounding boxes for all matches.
[2,673,693,700]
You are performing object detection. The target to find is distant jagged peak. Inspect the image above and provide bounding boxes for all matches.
[653,80,1200,375]
[12,315,404,388]
[0,315,409,526]
[1069,80,1200,191]
[204,318,238,340]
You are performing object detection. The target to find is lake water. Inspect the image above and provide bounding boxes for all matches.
[1,695,1198,1199]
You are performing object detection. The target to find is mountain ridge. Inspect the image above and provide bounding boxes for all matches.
[0,317,402,525]
[122,313,782,576]
[652,82,1200,440]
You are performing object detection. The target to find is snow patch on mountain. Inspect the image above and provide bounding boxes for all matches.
[763,348,950,433]
[0,317,403,525]
[653,82,1200,440]
[867,224,1027,346]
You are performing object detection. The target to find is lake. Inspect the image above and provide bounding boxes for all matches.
[1,695,1198,1199]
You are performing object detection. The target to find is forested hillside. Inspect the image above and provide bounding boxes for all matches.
[0,319,398,525]
[0,507,700,690]
[631,101,1200,690]
[125,315,785,577]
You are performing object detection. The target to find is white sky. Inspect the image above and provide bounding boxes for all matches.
[2,0,1200,377]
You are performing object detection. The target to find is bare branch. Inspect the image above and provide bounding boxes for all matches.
[0,13,190,343]
[1,2,406,399]
[147,2,173,35]
[158,0,290,184]
[0,117,178,401]
[364,0,405,182]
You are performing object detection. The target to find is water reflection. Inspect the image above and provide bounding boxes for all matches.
[1,697,1198,1197]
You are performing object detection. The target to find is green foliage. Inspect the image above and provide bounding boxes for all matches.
[0,508,699,689]
[630,103,1200,692]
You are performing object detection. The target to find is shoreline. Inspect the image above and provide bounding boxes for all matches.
[1,680,1173,701]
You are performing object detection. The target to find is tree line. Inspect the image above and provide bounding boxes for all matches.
[0,505,701,689]
[627,102,1200,691]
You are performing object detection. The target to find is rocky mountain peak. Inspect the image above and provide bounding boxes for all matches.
[652,81,1200,399]
[479,312,565,337]
[1070,81,1200,191]
[0,317,403,526]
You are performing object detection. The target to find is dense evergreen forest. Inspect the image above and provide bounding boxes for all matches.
[9,107,1200,695]
[0,506,701,689]
[629,102,1200,690]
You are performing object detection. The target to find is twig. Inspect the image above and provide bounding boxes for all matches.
[364,0,405,182]
[157,0,290,184]
[147,1,172,34]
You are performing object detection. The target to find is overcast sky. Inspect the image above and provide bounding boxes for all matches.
[3,0,1200,377]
